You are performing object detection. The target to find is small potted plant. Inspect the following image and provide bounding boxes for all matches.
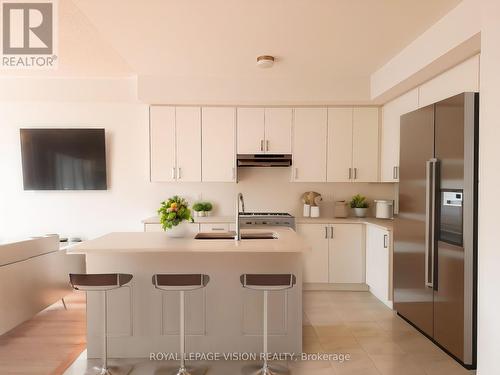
[158,196,194,237]
[350,194,369,218]
[192,201,213,217]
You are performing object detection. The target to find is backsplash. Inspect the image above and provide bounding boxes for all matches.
[160,168,396,218]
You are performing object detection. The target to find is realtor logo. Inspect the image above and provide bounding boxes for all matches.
[1,0,58,68]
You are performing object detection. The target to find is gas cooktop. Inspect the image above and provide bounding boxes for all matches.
[239,212,293,217]
[238,212,295,229]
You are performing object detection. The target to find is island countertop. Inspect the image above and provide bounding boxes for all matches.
[68,228,309,254]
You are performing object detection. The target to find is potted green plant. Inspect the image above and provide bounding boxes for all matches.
[157,196,194,237]
[192,201,213,217]
[350,194,369,217]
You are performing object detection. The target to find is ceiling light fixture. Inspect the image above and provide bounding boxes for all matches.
[257,55,275,68]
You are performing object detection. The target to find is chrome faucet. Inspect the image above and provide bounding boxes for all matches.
[235,193,245,241]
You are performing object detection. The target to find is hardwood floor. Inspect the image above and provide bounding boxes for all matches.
[0,291,86,375]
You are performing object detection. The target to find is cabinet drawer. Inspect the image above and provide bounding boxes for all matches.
[199,223,230,232]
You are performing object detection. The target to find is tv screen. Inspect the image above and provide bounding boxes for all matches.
[20,128,107,190]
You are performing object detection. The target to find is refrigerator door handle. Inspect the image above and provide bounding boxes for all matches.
[425,158,438,288]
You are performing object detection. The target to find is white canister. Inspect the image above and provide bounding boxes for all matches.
[374,200,394,219]
[303,204,311,217]
[310,206,320,218]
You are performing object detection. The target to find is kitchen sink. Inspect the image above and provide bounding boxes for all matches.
[194,231,277,240]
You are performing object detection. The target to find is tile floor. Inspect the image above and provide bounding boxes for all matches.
[65,291,475,375]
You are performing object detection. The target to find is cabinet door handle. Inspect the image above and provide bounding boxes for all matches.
[348,168,352,180]
[396,166,399,179]
[354,168,358,180]
[260,139,264,151]
[178,167,181,179]
[212,227,225,231]
[266,140,270,151]
[171,167,176,180]
[393,166,397,180]
[383,234,388,248]
[330,226,334,239]
[325,226,328,239]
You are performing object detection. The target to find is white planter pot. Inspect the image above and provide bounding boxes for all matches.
[195,211,206,217]
[165,222,190,238]
[353,208,368,218]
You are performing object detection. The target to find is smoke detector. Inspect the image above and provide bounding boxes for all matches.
[257,55,275,68]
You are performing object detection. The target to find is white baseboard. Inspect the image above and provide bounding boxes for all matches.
[303,283,369,291]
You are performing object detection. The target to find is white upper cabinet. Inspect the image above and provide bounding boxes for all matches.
[202,107,236,182]
[352,107,379,182]
[264,108,292,154]
[327,108,353,182]
[329,224,365,283]
[292,108,327,182]
[381,89,418,182]
[150,106,201,182]
[176,107,201,182]
[237,108,265,154]
[150,106,178,182]
[237,108,292,154]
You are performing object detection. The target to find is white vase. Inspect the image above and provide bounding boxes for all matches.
[353,208,368,218]
[165,222,190,238]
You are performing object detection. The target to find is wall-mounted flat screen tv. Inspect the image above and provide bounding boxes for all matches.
[20,128,107,190]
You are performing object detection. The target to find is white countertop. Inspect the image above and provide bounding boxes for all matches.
[296,217,393,231]
[143,216,234,224]
[68,228,309,254]
[143,216,393,231]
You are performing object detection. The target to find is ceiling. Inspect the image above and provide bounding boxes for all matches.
[1,0,463,103]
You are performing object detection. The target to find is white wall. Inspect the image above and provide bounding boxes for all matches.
[0,78,394,241]
[371,0,481,103]
[477,1,500,373]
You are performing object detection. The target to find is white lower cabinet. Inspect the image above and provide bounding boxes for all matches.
[296,224,329,283]
[297,223,364,284]
[329,224,365,284]
[366,225,391,305]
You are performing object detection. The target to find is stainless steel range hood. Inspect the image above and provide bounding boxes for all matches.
[237,154,292,167]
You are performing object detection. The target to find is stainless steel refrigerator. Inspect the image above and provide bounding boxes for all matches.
[394,92,478,369]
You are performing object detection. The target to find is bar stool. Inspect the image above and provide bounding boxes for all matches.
[152,274,210,375]
[69,273,133,375]
[240,274,296,375]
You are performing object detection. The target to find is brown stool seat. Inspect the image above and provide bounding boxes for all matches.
[240,273,296,290]
[69,273,133,291]
[152,273,210,291]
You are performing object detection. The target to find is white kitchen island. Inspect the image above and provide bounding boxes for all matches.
[68,228,306,358]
